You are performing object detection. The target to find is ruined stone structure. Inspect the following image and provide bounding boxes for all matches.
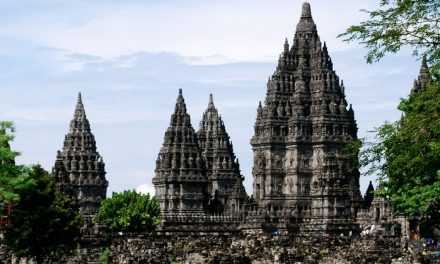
[152,90,247,222]
[52,93,108,220]
[248,2,363,233]
[357,184,394,232]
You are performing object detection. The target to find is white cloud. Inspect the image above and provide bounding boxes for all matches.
[0,0,379,63]
[136,183,156,196]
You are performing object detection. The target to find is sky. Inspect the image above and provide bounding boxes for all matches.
[0,0,423,197]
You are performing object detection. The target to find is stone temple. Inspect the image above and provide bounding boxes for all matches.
[52,93,108,221]
[152,90,248,229]
[247,2,363,233]
[150,2,363,234]
[49,2,431,237]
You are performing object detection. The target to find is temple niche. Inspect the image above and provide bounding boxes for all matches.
[52,93,108,221]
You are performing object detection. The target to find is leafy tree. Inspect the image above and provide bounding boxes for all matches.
[339,0,440,229]
[3,165,83,264]
[0,121,31,204]
[359,81,440,219]
[339,0,440,74]
[94,190,161,232]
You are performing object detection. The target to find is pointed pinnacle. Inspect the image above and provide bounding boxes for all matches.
[208,93,214,108]
[422,55,428,68]
[420,55,429,75]
[301,2,312,18]
[174,88,187,113]
[296,2,316,32]
[284,38,289,52]
[75,93,85,114]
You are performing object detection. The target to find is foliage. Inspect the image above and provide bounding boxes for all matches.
[3,164,83,264]
[99,247,111,264]
[0,122,32,204]
[339,0,440,75]
[94,190,161,232]
[359,81,440,217]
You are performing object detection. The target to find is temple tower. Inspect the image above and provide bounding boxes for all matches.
[250,2,362,232]
[52,93,108,219]
[153,89,208,215]
[411,56,432,93]
[197,94,247,215]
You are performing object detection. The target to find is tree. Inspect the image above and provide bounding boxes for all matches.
[3,165,83,264]
[339,0,440,230]
[360,81,440,217]
[0,122,31,205]
[339,0,440,75]
[94,190,161,232]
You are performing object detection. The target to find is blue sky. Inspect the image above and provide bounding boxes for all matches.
[0,0,422,196]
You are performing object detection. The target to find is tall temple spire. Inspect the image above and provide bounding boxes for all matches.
[411,56,432,93]
[197,94,247,215]
[249,2,362,233]
[52,93,108,220]
[153,89,208,214]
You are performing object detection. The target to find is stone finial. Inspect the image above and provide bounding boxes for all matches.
[208,94,214,109]
[71,93,89,134]
[301,2,312,18]
[421,55,428,71]
[296,2,316,32]
[175,89,187,113]
[257,101,263,118]
[284,38,289,53]
[419,55,431,82]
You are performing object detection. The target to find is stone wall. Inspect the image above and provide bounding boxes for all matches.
[2,231,439,263]
[67,232,439,264]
